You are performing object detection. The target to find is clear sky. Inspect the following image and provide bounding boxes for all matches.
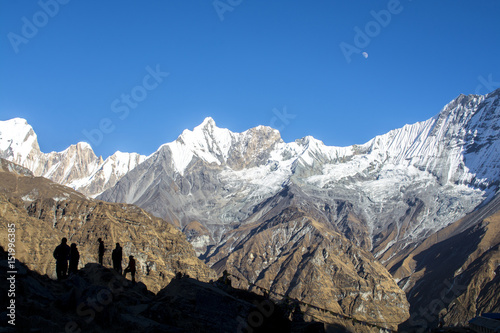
[1,1,499,158]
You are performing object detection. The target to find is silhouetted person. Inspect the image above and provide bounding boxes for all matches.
[97,238,105,265]
[68,243,80,275]
[112,243,122,274]
[223,270,232,286]
[218,270,232,287]
[53,238,70,280]
[291,301,305,323]
[123,255,136,283]
[438,314,444,328]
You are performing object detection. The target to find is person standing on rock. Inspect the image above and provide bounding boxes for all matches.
[68,243,80,275]
[218,270,231,287]
[112,243,123,274]
[53,238,70,280]
[97,238,105,265]
[123,255,136,283]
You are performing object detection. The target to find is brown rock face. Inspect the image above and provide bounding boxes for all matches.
[206,187,410,331]
[225,126,283,170]
[0,159,215,293]
[389,193,500,331]
[183,220,212,256]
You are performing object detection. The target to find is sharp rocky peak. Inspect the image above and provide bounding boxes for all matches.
[0,117,40,163]
[197,116,217,129]
[165,117,284,174]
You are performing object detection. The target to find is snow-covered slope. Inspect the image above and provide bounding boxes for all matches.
[0,118,40,167]
[99,90,500,259]
[295,92,499,260]
[0,118,146,197]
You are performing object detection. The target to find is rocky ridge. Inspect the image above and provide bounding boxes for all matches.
[0,158,214,293]
[207,185,409,330]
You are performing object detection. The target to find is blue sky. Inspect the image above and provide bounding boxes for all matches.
[1,1,499,158]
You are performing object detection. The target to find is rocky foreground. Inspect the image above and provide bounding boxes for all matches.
[0,158,214,294]
[1,246,325,332]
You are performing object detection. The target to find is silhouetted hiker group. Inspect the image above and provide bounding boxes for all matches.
[53,237,136,283]
[53,238,79,280]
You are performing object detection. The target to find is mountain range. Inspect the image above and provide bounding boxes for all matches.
[0,117,146,197]
[1,88,499,330]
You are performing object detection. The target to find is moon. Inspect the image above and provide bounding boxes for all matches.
[362,52,369,59]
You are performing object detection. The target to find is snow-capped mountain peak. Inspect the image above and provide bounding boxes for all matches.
[195,116,217,130]
[165,117,233,174]
[0,118,146,197]
[164,117,285,174]
[0,118,40,166]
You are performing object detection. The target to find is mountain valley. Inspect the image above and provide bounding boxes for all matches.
[1,89,500,331]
